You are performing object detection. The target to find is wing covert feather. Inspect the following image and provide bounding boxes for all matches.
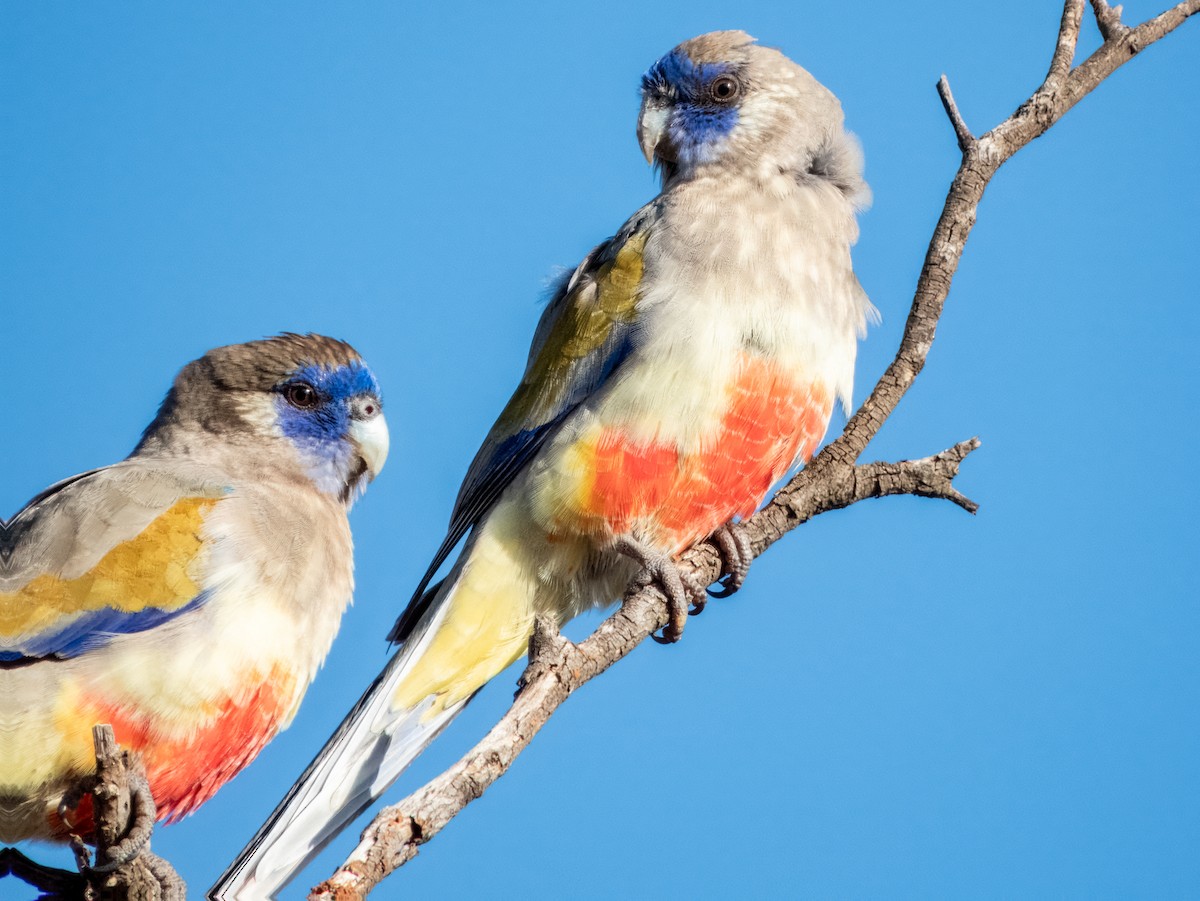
[0,462,228,661]
[389,206,655,644]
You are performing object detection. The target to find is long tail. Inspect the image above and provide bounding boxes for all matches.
[211,518,538,899]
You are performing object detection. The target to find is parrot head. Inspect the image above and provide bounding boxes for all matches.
[638,30,867,204]
[136,333,389,505]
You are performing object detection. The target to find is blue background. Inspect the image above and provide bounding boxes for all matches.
[2,2,1197,898]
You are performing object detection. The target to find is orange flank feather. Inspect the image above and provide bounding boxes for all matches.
[71,664,299,828]
[586,356,832,551]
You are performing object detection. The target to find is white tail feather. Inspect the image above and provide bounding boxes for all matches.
[209,600,464,900]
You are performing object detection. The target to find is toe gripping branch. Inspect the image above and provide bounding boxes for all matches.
[51,725,186,901]
[615,522,753,645]
[701,523,752,601]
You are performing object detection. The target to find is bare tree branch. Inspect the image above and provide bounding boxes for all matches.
[310,4,1198,897]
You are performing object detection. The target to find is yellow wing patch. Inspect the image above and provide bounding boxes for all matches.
[504,229,647,427]
[0,497,218,642]
[561,231,646,357]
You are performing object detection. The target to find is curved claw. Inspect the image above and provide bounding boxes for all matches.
[57,781,89,831]
[706,524,752,599]
[652,592,688,642]
[706,578,737,600]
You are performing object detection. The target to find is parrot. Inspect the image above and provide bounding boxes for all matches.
[216,30,874,898]
[0,333,388,849]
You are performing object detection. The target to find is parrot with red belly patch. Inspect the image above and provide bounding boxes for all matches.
[220,30,874,898]
[0,333,387,846]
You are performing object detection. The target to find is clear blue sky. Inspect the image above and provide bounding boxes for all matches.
[2,2,1197,898]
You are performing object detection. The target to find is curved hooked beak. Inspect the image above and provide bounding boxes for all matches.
[637,97,671,165]
[348,396,389,479]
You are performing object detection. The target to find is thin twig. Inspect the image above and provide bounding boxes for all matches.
[1048,0,1086,82]
[0,847,88,898]
[1091,0,1130,40]
[937,75,975,152]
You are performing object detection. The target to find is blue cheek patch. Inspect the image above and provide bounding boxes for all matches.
[275,361,381,494]
[672,104,739,163]
[276,396,348,445]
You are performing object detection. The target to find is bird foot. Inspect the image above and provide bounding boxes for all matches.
[705,523,753,599]
[88,769,156,874]
[58,767,183,899]
[57,725,180,896]
[57,772,155,875]
[614,536,705,644]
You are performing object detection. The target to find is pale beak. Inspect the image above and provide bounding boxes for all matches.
[348,398,389,478]
[637,98,670,165]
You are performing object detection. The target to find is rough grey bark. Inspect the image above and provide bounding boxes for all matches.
[308,2,1199,897]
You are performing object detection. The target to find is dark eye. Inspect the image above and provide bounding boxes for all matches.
[284,382,319,409]
[709,75,741,104]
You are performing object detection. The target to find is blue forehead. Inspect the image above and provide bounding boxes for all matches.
[287,361,379,399]
[642,49,740,163]
[275,361,379,492]
[641,49,731,98]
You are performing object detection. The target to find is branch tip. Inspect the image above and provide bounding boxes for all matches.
[1090,0,1129,40]
[947,436,982,462]
[934,438,981,513]
[936,75,975,152]
[947,488,981,515]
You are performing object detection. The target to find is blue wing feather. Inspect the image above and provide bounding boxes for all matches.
[0,590,213,663]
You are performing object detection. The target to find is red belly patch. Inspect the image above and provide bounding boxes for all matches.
[70,665,298,827]
[587,358,832,551]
